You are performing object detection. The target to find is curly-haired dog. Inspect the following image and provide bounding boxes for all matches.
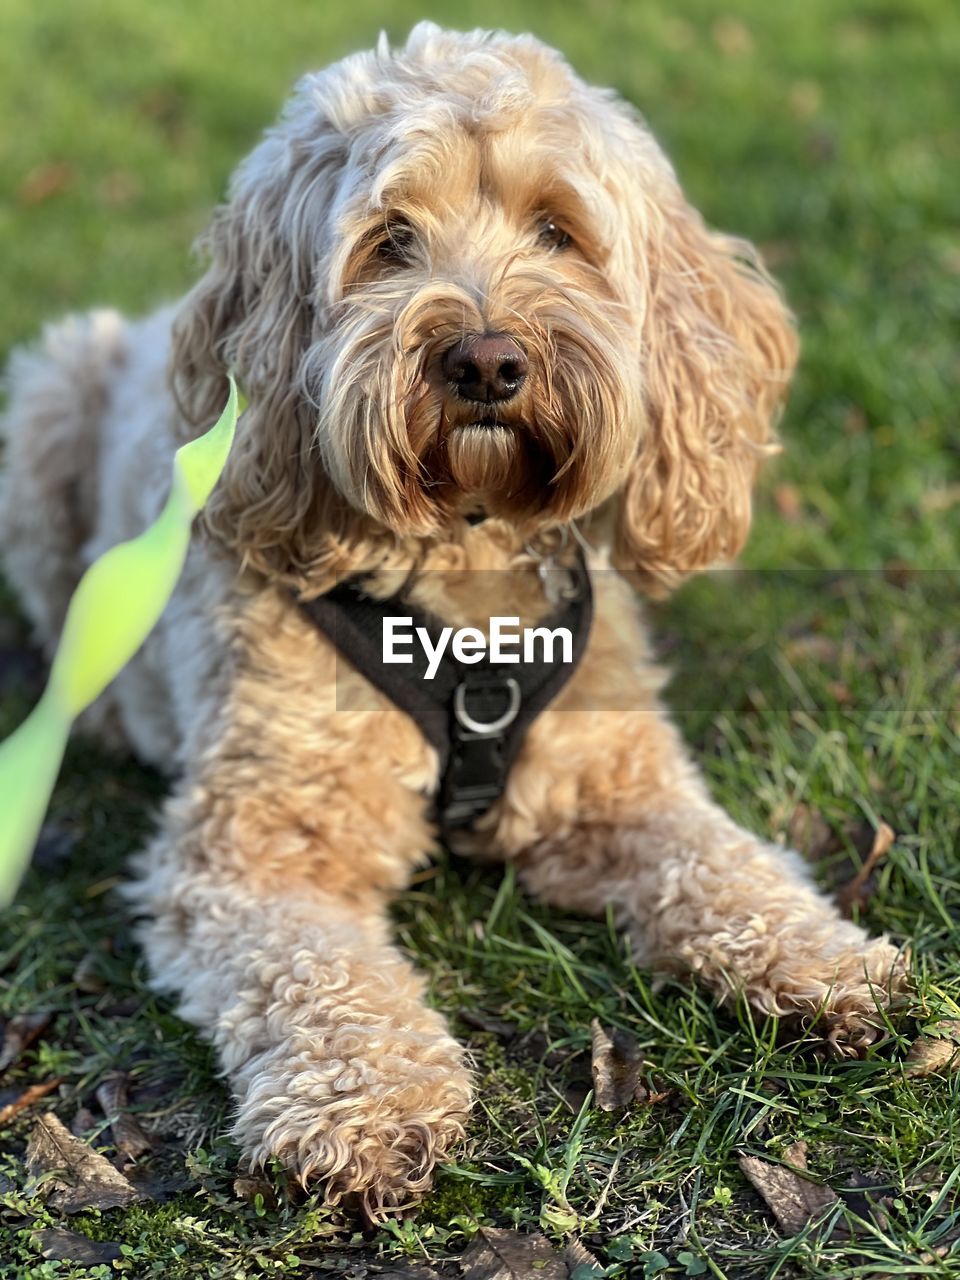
[1,24,906,1217]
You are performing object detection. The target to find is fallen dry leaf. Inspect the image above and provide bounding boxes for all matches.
[917,1233,960,1264]
[826,680,854,705]
[234,1174,280,1212]
[712,16,754,56]
[0,1076,63,1125]
[740,1147,889,1243]
[836,822,895,916]
[784,634,840,664]
[70,1106,98,1138]
[33,1228,122,1266]
[590,1019,645,1112]
[788,80,823,119]
[461,1227,568,1280]
[904,1021,960,1078]
[136,86,186,136]
[96,1072,152,1160]
[660,17,696,51]
[739,1141,838,1235]
[26,1111,141,1213]
[774,484,803,522]
[920,484,960,514]
[786,804,837,862]
[17,162,74,205]
[883,560,916,588]
[0,1012,51,1074]
[460,1009,518,1039]
[99,170,142,207]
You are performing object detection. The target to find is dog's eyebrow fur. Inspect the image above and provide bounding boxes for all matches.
[362,115,604,267]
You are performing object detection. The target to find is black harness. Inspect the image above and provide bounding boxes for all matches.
[298,554,593,834]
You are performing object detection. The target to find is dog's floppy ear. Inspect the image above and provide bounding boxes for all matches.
[170,118,357,588]
[611,189,798,595]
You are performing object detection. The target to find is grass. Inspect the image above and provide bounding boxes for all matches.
[0,0,958,1276]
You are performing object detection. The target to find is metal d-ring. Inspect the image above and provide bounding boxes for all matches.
[453,677,521,737]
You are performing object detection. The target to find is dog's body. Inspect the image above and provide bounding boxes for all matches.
[1,25,904,1217]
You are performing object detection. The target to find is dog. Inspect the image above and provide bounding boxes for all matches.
[0,23,906,1219]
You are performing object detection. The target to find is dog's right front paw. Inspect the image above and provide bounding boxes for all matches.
[233,1030,472,1220]
[805,935,910,1056]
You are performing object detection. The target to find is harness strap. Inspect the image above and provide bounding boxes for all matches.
[298,552,593,833]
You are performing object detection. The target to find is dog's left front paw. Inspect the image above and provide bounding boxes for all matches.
[760,933,910,1056]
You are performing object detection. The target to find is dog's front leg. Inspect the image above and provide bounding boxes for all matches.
[127,778,470,1218]
[502,711,907,1053]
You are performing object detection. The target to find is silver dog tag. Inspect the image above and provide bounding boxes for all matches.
[537,557,581,606]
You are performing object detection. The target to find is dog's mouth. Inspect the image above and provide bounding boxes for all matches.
[408,386,563,517]
[440,409,525,496]
[450,412,527,437]
[453,414,524,433]
[408,392,582,527]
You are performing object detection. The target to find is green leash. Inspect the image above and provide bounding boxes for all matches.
[0,379,239,906]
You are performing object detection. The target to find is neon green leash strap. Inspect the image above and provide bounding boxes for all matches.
[0,378,239,907]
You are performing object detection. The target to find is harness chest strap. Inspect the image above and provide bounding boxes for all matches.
[297,554,594,833]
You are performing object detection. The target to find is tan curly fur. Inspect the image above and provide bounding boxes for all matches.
[0,24,906,1218]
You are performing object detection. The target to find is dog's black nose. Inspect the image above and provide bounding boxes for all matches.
[442,333,528,404]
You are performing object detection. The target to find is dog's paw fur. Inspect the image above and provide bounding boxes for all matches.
[233,1028,471,1218]
[758,934,909,1056]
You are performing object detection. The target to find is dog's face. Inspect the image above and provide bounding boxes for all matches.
[174,24,797,593]
[316,80,645,535]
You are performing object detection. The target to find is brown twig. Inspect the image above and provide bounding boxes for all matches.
[0,1076,63,1125]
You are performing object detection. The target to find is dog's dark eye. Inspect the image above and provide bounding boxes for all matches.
[537,218,572,251]
[377,218,416,265]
